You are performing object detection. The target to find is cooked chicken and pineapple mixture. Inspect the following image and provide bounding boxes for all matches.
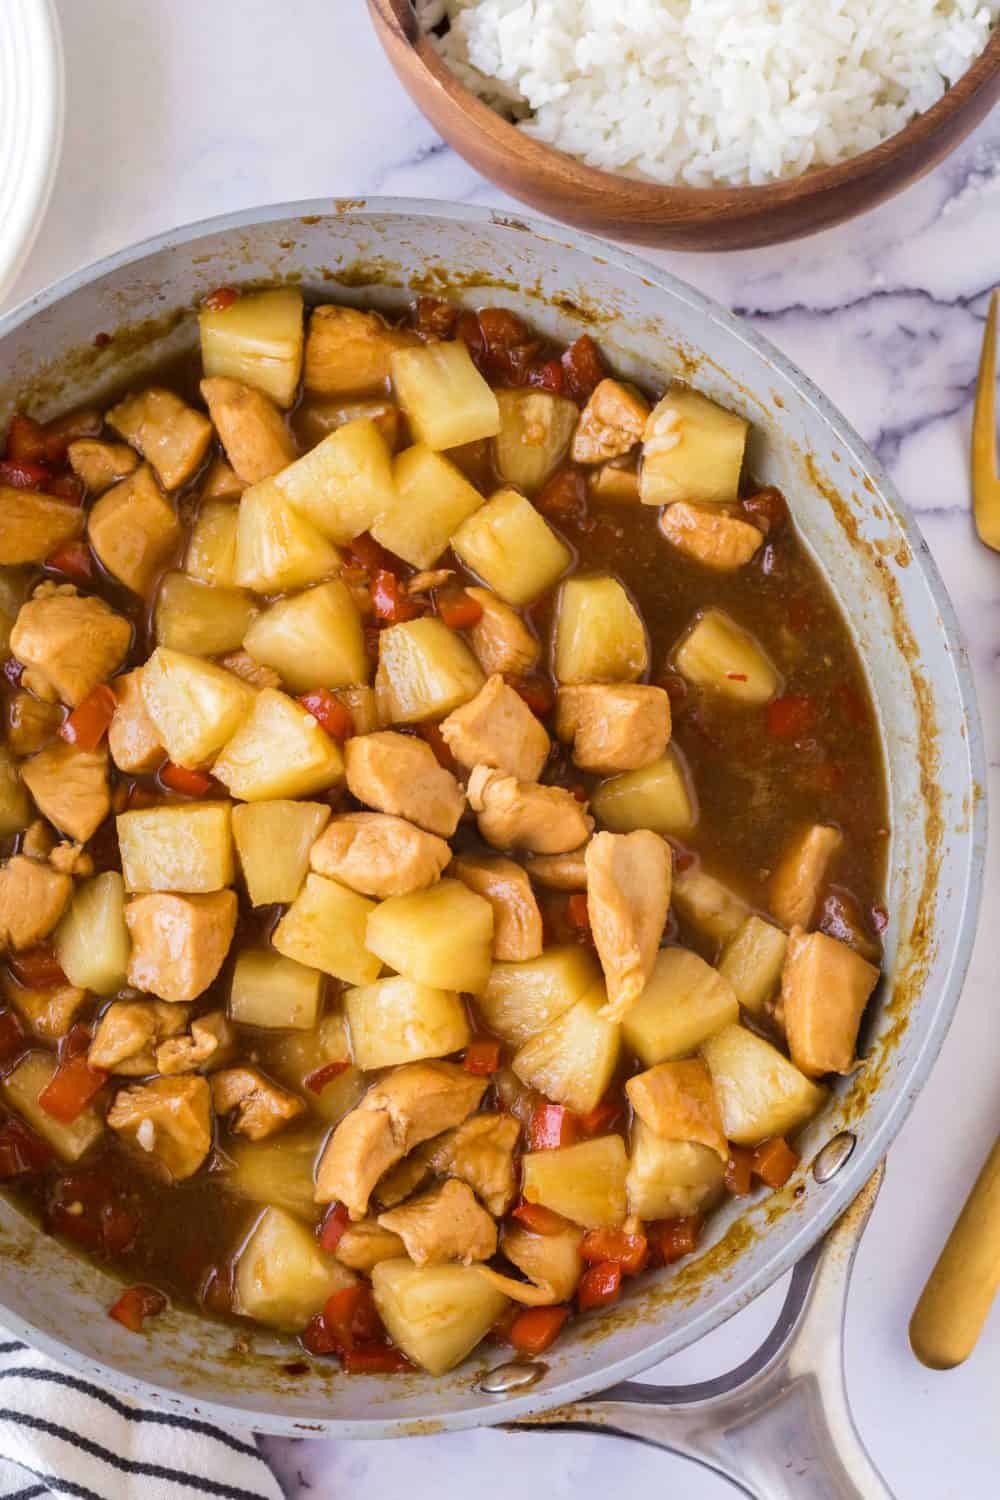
[0,288,886,1372]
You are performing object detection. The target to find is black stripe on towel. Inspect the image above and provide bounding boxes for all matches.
[0,1411,273,1500]
[0,1369,263,1459]
[0,1458,103,1500]
[7,1486,49,1500]
[0,1345,26,1356]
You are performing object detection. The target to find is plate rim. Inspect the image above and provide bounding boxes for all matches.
[0,0,65,307]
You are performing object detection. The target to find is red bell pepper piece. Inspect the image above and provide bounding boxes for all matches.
[203,287,239,312]
[525,359,565,394]
[577,1260,622,1311]
[456,311,488,373]
[160,762,214,798]
[297,689,355,743]
[508,1304,569,1355]
[45,540,93,581]
[566,893,590,932]
[437,585,484,630]
[741,486,788,535]
[511,1202,572,1236]
[561,335,606,403]
[528,1102,579,1151]
[0,1010,25,1066]
[506,675,554,718]
[765,693,817,741]
[580,1228,648,1276]
[536,467,586,525]
[304,1059,350,1095]
[648,1214,703,1265]
[0,459,52,490]
[47,474,85,504]
[5,414,46,465]
[7,947,67,989]
[346,532,392,574]
[371,569,421,624]
[317,1201,351,1253]
[108,1284,167,1333]
[39,1052,107,1125]
[342,1345,413,1374]
[415,722,458,772]
[751,1137,799,1190]
[0,1117,53,1178]
[575,1099,621,1137]
[724,1146,755,1196]
[413,296,458,341]
[463,1039,501,1076]
[59,684,117,753]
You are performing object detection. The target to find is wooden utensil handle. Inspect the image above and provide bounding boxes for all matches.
[910,1134,1000,1369]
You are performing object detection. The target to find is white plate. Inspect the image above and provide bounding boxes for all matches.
[0,0,64,305]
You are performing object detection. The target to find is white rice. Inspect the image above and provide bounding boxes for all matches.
[422,0,998,187]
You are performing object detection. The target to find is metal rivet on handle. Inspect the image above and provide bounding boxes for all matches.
[479,1360,548,1394]
[812,1131,857,1184]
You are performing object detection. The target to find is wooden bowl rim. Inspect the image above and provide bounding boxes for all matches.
[371,0,1000,214]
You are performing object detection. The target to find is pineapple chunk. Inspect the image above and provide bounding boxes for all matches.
[186,499,239,587]
[234,1206,355,1331]
[701,1023,826,1146]
[0,746,31,837]
[230,949,324,1030]
[718,916,788,1017]
[54,871,130,995]
[345,976,469,1070]
[672,865,750,945]
[234,485,340,595]
[141,648,255,769]
[200,288,304,407]
[554,576,648,684]
[372,1259,508,1375]
[253,419,395,546]
[626,1121,724,1221]
[639,388,748,507]
[375,618,485,725]
[273,873,382,986]
[493,389,579,494]
[116,803,234,893]
[622,948,739,1066]
[232,800,330,905]
[592,749,697,836]
[521,1135,628,1228]
[372,445,486,569]
[365,879,493,995]
[212,689,344,801]
[674,609,779,706]
[513,988,619,1113]
[229,1131,325,1222]
[475,946,601,1046]
[451,488,571,607]
[261,1015,366,1123]
[243,580,367,692]
[390,340,500,451]
[154,572,257,657]
[4,1051,103,1162]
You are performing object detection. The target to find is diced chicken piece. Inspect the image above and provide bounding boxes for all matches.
[440,675,550,782]
[525,849,589,891]
[405,569,454,596]
[156,1010,236,1075]
[0,855,71,951]
[659,501,763,571]
[0,488,84,566]
[334,1218,405,1272]
[465,588,540,677]
[770,825,844,930]
[107,387,213,491]
[200,377,297,484]
[211,1066,305,1140]
[374,1149,433,1209]
[108,1075,212,1182]
[48,842,94,877]
[626,1059,727,1159]
[217,650,282,691]
[781,927,879,1078]
[87,465,182,597]
[571,379,650,465]
[450,854,543,961]
[89,999,190,1076]
[10,583,131,706]
[7,692,61,756]
[3,977,86,1040]
[310,812,450,898]
[20,820,55,862]
[497,1220,585,1304]
[108,669,164,775]
[468,765,593,855]
[344,731,465,838]
[378,1178,497,1267]
[21,743,110,843]
[67,439,138,496]
[585,830,671,1022]
[423,1112,520,1216]
[555,684,671,774]
[125,890,238,1004]
[315,1060,486,1218]
[304,305,417,397]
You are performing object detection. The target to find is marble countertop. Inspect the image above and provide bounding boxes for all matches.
[6,3,1000,1495]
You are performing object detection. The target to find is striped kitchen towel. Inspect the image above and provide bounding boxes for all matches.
[0,1335,284,1500]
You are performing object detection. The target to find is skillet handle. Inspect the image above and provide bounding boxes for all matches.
[508,1167,893,1500]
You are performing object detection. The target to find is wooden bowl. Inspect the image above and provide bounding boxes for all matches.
[368,0,1000,250]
